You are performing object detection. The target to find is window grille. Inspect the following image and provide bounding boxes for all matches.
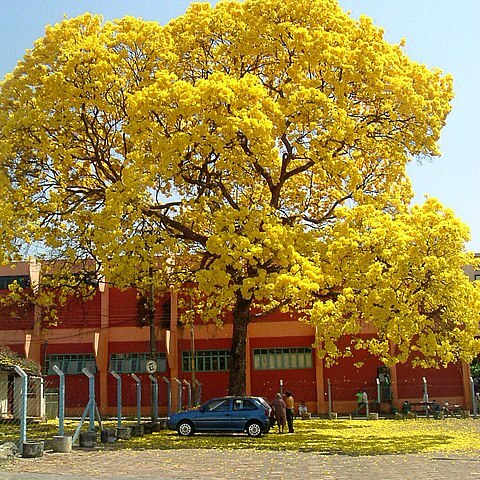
[182,350,231,372]
[45,354,97,375]
[252,347,312,370]
[109,352,166,374]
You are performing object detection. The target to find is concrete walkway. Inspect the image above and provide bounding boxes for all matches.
[2,448,480,479]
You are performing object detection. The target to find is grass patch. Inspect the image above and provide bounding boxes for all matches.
[119,418,480,456]
[2,417,480,456]
[0,419,81,444]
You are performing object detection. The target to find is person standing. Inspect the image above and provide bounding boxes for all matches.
[354,389,366,416]
[285,391,295,433]
[272,393,287,433]
[362,390,368,410]
[356,390,363,407]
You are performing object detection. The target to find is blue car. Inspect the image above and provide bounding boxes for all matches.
[167,396,271,437]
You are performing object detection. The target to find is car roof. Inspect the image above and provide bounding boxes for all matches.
[206,396,263,401]
[210,396,262,398]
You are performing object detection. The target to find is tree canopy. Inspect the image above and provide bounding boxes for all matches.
[0,0,478,394]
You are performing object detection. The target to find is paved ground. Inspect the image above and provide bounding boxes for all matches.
[2,448,480,479]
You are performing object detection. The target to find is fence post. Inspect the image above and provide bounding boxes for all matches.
[82,368,96,432]
[376,378,381,404]
[327,379,332,416]
[52,365,65,436]
[149,375,159,422]
[183,380,192,409]
[162,376,171,416]
[470,376,478,418]
[365,391,369,417]
[131,374,142,425]
[72,368,99,444]
[39,377,45,419]
[111,371,122,428]
[173,378,182,412]
[14,366,28,454]
[422,377,429,416]
[194,379,202,405]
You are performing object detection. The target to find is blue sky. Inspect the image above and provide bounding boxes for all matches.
[1,0,478,250]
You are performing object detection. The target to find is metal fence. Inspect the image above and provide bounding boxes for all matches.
[1,366,478,454]
[0,366,202,453]
[324,374,479,418]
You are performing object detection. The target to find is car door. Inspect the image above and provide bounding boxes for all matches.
[194,398,232,431]
[231,398,259,430]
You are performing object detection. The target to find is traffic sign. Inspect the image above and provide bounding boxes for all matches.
[145,359,158,374]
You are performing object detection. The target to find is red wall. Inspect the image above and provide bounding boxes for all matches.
[177,338,231,401]
[323,335,382,402]
[0,288,34,330]
[109,288,171,328]
[396,362,464,399]
[5,344,25,356]
[249,335,317,405]
[109,288,138,327]
[53,293,101,329]
[44,373,98,411]
[46,342,95,355]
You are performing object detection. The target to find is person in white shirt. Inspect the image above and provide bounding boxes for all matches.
[298,400,309,419]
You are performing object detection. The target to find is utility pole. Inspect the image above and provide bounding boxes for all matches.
[190,321,196,404]
[148,266,156,421]
[149,266,156,359]
[188,296,196,404]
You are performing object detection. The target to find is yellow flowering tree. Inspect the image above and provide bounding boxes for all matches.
[0,0,478,394]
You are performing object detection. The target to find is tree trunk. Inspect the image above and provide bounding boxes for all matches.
[228,294,252,396]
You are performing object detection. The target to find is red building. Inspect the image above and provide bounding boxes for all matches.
[0,261,475,416]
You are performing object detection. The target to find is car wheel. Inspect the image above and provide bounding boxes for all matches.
[246,420,262,438]
[177,420,195,436]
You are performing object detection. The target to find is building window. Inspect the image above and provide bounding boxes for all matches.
[45,354,97,375]
[109,352,167,374]
[0,275,30,290]
[253,347,313,370]
[182,350,231,372]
